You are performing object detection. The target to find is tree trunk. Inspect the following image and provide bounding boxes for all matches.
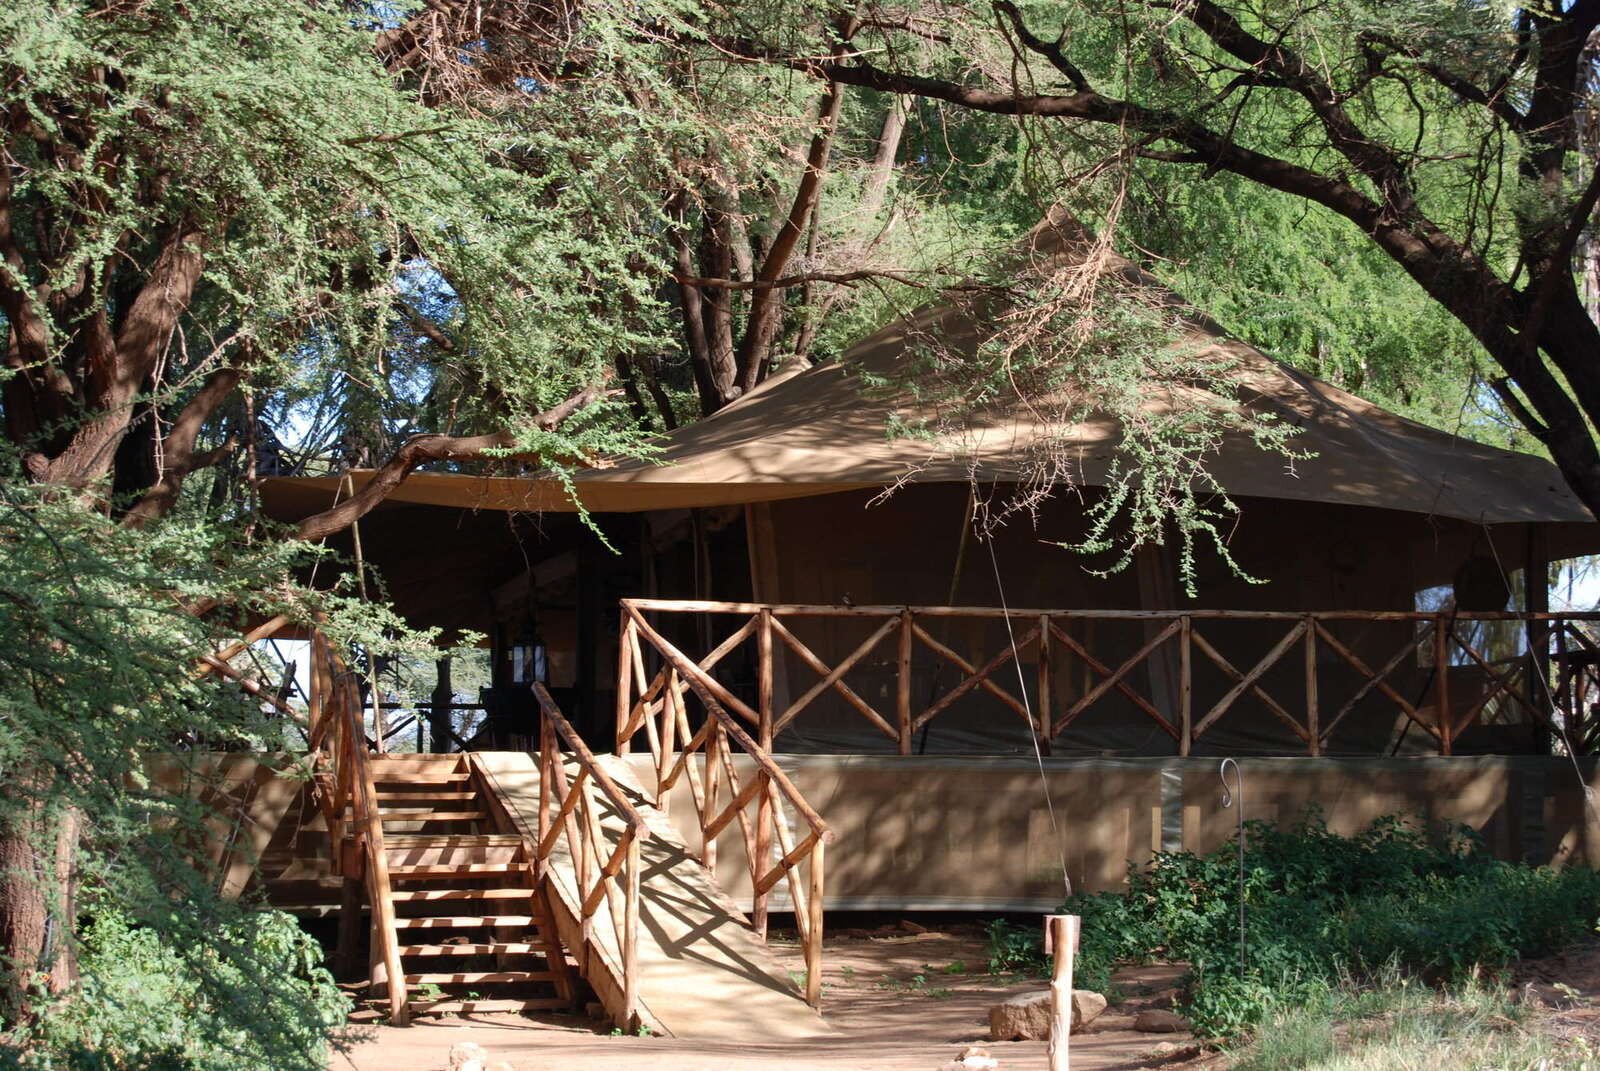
[0,779,80,1026]
[860,96,908,218]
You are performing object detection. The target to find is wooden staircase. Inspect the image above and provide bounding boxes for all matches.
[369,754,577,1016]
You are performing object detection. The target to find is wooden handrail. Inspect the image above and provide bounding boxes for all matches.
[622,598,1600,622]
[618,600,1597,760]
[620,603,833,1008]
[625,605,831,840]
[530,682,643,1029]
[300,627,408,1024]
[532,684,649,837]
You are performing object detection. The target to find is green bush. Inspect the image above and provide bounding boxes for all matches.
[1034,810,1600,1038]
[2,905,350,1071]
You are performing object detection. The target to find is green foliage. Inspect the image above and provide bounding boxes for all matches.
[1026,811,1600,1037]
[0,468,416,1066]
[5,906,349,1071]
[2,0,670,482]
[984,918,1049,976]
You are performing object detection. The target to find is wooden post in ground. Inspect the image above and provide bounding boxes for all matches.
[805,838,826,1008]
[335,876,364,981]
[1045,914,1080,1071]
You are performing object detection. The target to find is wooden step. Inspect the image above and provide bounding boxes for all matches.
[377,792,477,803]
[390,888,533,902]
[380,811,488,822]
[384,834,521,847]
[372,771,470,783]
[397,943,541,957]
[381,845,521,867]
[407,997,569,1014]
[389,863,530,879]
[392,915,538,929]
[405,971,557,985]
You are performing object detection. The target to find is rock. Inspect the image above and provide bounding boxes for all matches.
[1072,989,1108,1027]
[584,1001,608,1020]
[1133,1009,1191,1033]
[989,991,1050,1041]
[447,1042,488,1071]
[936,1056,1000,1071]
[900,919,930,934]
[988,989,1108,1040]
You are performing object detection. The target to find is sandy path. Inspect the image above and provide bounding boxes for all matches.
[333,931,1199,1071]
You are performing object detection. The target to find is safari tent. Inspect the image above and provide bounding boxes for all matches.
[264,210,1598,757]
[258,212,1600,918]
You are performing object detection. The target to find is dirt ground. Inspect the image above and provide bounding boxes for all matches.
[332,928,1204,1071]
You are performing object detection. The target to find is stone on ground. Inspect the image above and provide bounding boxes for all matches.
[987,989,1107,1040]
[938,1047,1001,1071]
[447,1041,488,1071]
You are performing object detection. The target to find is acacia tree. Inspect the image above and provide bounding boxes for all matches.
[709,0,1600,516]
[0,0,681,534]
[0,0,691,1022]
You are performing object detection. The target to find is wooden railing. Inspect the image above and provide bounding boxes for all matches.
[617,603,834,1006]
[532,682,647,1028]
[616,600,1600,759]
[304,628,408,1024]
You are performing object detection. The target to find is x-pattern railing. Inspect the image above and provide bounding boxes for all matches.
[617,600,1600,759]
[532,683,646,1029]
[617,602,834,1007]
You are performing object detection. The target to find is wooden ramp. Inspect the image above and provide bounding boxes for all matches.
[473,751,833,1042]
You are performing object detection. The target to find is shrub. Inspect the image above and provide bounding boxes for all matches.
[2,905,351,1071]
[1036,809,1600,1037]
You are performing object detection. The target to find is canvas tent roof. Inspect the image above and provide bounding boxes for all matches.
[261,209,1595,529]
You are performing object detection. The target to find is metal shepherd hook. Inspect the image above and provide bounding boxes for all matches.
[1219,758,1246,978]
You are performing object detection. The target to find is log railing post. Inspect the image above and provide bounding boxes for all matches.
[616,613,635,753]
[537,713,553,881]
[805,837,826,1008]
[529,684,650,1031]
[1037,615,1052,755]
[897,609,914,754]
[1304,615,1320,756]
[1435,614,1452,755]
[622,833,641,1029]
[1178,616,1192,757]
[702,722,721,873]
[754,609,774,938]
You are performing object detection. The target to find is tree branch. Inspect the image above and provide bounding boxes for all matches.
[291,385,612,542]
[673,268,951,291]
[122,365,242,528]
[733,23,853,394]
